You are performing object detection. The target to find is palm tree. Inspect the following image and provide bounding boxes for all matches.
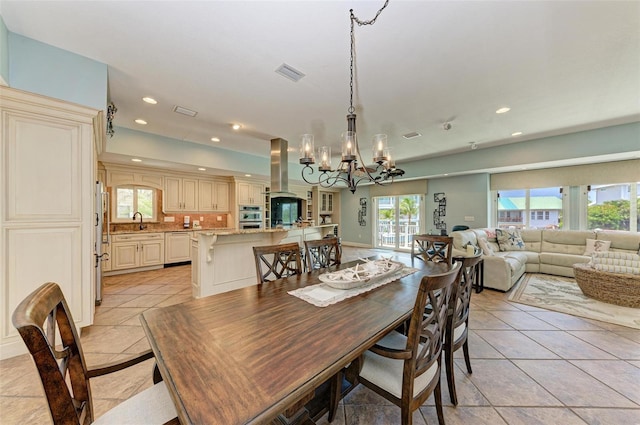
[380,209,395,221]
[399,197,418,227]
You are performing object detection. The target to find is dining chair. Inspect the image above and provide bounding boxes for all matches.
[11,282,178,425]
[411,235,453,265]
[253,242,304,284]
[445,253,482,405]
[357,262,462,425]
[304,237,341,271]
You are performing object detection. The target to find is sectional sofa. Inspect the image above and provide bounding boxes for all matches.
[451,228,640,291]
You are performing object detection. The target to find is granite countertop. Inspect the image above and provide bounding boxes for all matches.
[196,228,288,236]
[109,227,236,235]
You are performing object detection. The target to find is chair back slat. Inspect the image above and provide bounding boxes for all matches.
[405,262,462,399]
[304,237,341,271]
[253,242,304,284]
[450,254,482,336]
[12,282,93,425]
[411,235,453,265]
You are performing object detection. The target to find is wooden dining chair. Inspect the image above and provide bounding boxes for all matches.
[252,242,304,284]
[411,235,453,265]
[11,282,178,425]
[445,253,482,405]
[357,262,462,425]
[304,237,341,271]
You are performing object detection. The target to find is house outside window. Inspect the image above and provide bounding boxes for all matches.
[587,183,639,231]
[497,187,562,229]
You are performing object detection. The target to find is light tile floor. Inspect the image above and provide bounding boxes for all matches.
[1,247,639,425]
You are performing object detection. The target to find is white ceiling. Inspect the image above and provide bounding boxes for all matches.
[2,0,639,172]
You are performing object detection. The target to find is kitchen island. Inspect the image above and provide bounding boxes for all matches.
[191,225,338,298]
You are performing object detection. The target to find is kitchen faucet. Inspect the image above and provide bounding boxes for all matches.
[132,212,146,230]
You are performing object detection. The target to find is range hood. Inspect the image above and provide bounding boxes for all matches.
[270,138,303,199]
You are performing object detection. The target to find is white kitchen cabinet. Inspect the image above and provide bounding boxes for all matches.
[237,181,264,206]
[164,177,198,211]
[0,87,97,359]
[110,233,165,271]
[165,232,192,264]
[108,170,163,189]
[198,180,230,212]
[320,191,334,214]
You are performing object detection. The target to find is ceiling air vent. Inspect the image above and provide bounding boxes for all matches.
[173,105,198,117]
[402,131,422,139]
[275,63,305,82]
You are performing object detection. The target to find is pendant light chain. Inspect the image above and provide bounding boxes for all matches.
[299,0,404,194]
[349,0,390,114]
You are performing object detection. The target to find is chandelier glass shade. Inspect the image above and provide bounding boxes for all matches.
[299,0,404,194]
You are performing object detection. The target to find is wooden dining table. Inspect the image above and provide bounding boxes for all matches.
[140,253,450,425]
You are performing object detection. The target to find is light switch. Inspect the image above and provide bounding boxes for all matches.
[164,216,175,222]
[464,216,474,222]
[217,216,222,221]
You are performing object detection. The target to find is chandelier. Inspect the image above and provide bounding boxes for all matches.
[299,0,404,194]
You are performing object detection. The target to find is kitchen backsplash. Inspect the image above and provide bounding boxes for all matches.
[109,187,230,232]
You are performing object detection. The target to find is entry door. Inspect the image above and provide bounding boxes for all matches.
[373,194,423,250]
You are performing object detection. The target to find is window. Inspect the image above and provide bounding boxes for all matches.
[374,194,423,250]
[114,185,156,222]
[497,187,562,229]
[587,182,639,231]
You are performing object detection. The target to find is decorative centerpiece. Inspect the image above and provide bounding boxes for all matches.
[319,258,404,290]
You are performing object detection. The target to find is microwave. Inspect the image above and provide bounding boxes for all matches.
[239,205,262,223]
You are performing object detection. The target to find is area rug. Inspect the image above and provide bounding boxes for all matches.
[509,273,640,329]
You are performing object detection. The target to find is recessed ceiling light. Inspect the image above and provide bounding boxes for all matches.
[135,119,147,125]
[496,107,511,114]
[211,137,220,142]
[142,97,157,104]
[511,131,523,137]
[232,124,241,130]
[198,167,206,171]
[244,174,251,177]
[131,158,142,162]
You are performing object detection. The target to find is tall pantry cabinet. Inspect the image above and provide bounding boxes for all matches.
[0,87,98,359]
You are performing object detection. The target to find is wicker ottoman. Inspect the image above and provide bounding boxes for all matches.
[573,263,640,308]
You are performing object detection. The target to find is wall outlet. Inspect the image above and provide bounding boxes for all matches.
[216,216,222,222]
[464,216,475,222]
[200,216,204,221]
[164,216,175,222]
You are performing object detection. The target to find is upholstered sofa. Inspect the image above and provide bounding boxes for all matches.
[451,228,640,291]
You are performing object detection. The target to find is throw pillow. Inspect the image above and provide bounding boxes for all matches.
[495,228,525,251]
[477,238,494,256]
[584,239,611,255]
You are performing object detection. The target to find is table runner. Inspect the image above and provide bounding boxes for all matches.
[288,267,419,307]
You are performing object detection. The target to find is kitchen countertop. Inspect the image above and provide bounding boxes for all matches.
[109,227,236,235]
[109,224,337,236]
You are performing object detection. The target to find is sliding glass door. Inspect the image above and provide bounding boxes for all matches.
[374,194,423,250]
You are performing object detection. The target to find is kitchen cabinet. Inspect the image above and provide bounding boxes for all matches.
[237,181,264,206]
[0,87,97,359]
[108,169,163,189]
[320,191,334,214]
[198,180,230,212]
[165,232,192,264]
[111,233,164,271]
[164,177,198,211]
